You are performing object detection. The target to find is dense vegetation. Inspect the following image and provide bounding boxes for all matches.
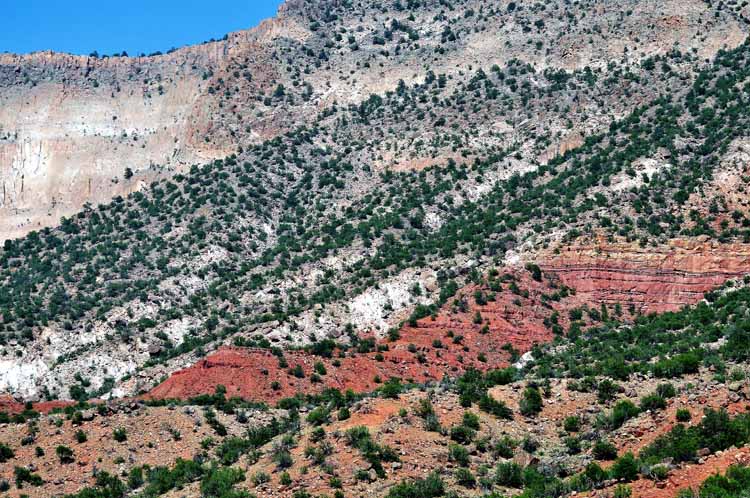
[530,281,750,382]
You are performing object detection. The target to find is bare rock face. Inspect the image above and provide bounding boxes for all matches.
[540,236,750,313]
[0,13,306,240]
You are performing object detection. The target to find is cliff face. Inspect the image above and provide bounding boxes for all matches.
[0,14,306,240]
[540,236,750,313]
[0,48,224,239]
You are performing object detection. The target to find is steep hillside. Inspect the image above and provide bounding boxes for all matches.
[2,0,750,404]
[3,1,750,497]
[1,276,748,498]
[0,0,745,239]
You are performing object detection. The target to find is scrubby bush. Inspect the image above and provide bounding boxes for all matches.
[609,400,640,429]
[450,425,476,444]
[478,394,513,419]
[75,429,87,443]
[14,466,44,487]
[610,453,639,482]
[113,427,127,442]
[448,444,470,466]
[56,445,75,464]
[564,415,581,433]
[495,462,523,487]
[592,440,618,460]
[200,466,246,498]
[386,473,444,498]
[462,411,480,430]
[640,394,666,411]
[676,409,691,422]
[493,437,516,459]
[454,467,476,488]
[0,443,14,463]
[519,386,543,417]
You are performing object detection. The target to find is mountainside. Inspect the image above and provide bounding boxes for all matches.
[1,0,745,239]
[2,1,750,497]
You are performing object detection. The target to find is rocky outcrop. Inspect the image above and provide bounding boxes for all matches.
[0,11,307,240]
[541,236,750,313]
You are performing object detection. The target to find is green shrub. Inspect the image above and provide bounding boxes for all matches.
[597,379,619,403]
[640,394,667,411]
[647,464,669,481]
[141,459,203,496]
[454,467,476,488]
[656,383,677,399]
[493,437,516,459]
[653,351,701,378]
[610,453,639,482]
[0,443,14,463]
[252,471,270,486]
[613,484,632,498]
[306,407,330,426]
[462,411,480,430]
[478,394,513,419]
[609,400,640,429]
[521,437,538,454]
[592,440,618,460]
[448,444,470,466]
[274,450,294,469]
[697,464,750,497]
[386,473,444,498]
[495,462,523,487]
[216,437,253,465]
[564,415,581,433]
[380,378,403,399]
[113,427,127,442]
[519,386,543,417]
[640,423,699,463]
[56,445,75,464]
[580,462,605,485]
[75,429,87,443]
[200,466,247,498]
[565,436,582,455]
[14,466,44,487]
[65,472,126,498]
[128,466,144,489]
[450,425,475,444]
[676,409,691,422]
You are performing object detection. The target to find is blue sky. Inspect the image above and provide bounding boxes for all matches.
[0,0,284,56]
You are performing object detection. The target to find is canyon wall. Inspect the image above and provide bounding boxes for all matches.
[541,237,750,313]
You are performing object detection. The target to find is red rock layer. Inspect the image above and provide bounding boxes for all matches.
[147,272,589,403]
[541,236,750,313]
[149,237,750,403]
[0,395,72,415]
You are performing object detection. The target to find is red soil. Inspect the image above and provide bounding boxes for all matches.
[590,447,750,498]
[149,236,750,404]
[147,271,589,402]
[0,395,72,415]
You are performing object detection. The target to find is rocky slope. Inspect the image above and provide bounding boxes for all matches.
[3,1,750,497]
[0,0,745,240]
[1,283,749,498]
